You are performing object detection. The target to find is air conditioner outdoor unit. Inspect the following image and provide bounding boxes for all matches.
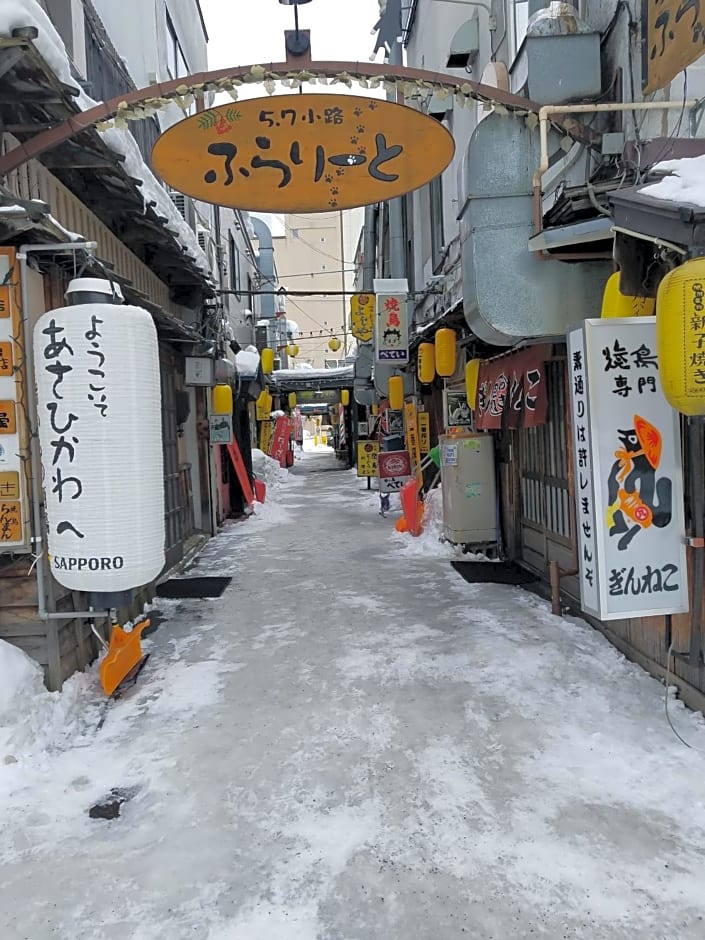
[169,190,197,232]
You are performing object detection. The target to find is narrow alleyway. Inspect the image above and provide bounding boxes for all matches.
[2,449,705,940]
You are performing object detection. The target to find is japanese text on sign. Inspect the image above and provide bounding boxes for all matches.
[151,94,455,213]
[0,247,28,550]
[567,327,599,614]
[357,441,380,477]
[350,293,375,343]
[374,279,409,366]
[378,450,412,492]
[643,0,705,93]
[571,318,688,621]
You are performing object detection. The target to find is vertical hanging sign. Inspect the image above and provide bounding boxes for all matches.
[0,248,29,550]
[567,325,599,615]
[568,318,688,620]
[374,278,409,365]
[418,411,431,453]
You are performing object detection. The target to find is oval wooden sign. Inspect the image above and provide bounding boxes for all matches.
[151,94,455,213]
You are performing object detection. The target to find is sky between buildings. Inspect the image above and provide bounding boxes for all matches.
[201,0,384,237]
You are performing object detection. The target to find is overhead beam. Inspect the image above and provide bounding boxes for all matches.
[0,55,548,179]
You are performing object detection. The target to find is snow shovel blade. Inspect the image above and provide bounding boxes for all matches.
[400,479,424,537]
[100,620,150,697]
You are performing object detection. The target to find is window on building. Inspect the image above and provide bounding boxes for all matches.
[509,0,530,62]
[430,175,444,272]
[166,10,188,79]
[228,233,241,299]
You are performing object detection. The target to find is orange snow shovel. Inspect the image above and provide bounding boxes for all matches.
[92,618,151,696]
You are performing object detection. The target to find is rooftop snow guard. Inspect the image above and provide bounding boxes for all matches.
[459,113,610,346]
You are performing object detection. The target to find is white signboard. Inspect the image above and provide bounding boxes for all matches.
[374,278,409,365]
[568,318,688,620]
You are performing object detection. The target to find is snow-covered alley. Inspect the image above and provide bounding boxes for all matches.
[2,447,705,940]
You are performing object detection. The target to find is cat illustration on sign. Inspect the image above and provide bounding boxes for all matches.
[606,415,672,550]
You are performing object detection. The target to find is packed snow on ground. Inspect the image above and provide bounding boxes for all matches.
[3,448,705,938]
[642,154,705,208]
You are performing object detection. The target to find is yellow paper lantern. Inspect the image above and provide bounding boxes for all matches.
[465,359,482,409]
[371,404,379,416]
[417,342,436,384]
[435,328,457,377]
[290,344,299,357]
[341,389,350,407]
[288,392,297,409]
[261,348,275,374]
[388,375,404,411]
[657,258,705,415]
[212,383,233,415]
[328,336,341,352]
[601,271,655,319]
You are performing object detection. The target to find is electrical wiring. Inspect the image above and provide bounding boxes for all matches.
[665,643,705,752]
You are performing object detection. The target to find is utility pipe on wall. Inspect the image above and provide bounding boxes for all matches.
[532,99,700,243]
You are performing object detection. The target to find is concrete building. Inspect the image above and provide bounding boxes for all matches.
[273,210,362,368]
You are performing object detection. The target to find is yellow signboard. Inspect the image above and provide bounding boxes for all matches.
[0,500,21,543]
[0,341,12,377]
[256,392,271,421]
[643,0,705,93]
[404,402,421,484]
[357,440,380,477]
[259,419,273,453]
[151,94,455,213]
[0,247,27,550]
[0,400,16,434]
[0,470,20,499]
[350,293,375,342]
[418,412,430,454]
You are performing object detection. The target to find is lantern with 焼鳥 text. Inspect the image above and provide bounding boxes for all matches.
[34,298,164,592]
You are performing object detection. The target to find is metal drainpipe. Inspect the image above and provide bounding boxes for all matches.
[17,242,110,623]
[388,37,406,280]
[363,205,377,293]
[532,99,700,260]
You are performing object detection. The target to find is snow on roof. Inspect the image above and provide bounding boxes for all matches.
[0,0,209,275]
[641,154,705,210]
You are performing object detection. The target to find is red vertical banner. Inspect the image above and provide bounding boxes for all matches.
[269,415,290,468]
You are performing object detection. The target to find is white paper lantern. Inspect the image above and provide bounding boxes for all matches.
[34,302,164,591]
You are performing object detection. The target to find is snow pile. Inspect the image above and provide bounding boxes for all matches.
[0,2,208,274]
[0,640,89,759]
[393,487,462,558]
[234,345,260,377]
[642,154,705,209]
[252,447,288,494]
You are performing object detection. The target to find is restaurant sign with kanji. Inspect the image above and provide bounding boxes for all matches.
[374,278,409,365]
[151,95,455,213]
[0,247,28,550]
[567,318,688,621]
